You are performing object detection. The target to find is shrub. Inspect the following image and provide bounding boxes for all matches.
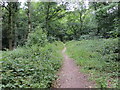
[66,38,119,88]
[26,26,48,47]
[1,41,64,88]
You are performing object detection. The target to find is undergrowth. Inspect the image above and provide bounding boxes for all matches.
[0,41,64,88]
[66,38,119,88]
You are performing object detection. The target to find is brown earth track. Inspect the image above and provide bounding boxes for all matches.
[53,47,96,88]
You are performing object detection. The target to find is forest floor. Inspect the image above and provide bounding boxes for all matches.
[53,47,96,88]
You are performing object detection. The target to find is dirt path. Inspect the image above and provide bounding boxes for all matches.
[53,47,96,88]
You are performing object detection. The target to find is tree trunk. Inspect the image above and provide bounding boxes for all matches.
[27,0,31,39]
[0,6,2,50]
[14,24,17,49]
[28,2,31,33]
[93,2,100,36]
[46,2,50,36]
[9,39,13,50]
[8,3,13,50]
[79,11,83,35]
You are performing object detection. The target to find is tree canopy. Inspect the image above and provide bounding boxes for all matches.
[1,1,119,50]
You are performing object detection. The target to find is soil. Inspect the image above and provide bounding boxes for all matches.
[53,47,96,88]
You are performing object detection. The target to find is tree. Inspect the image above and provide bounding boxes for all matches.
[91,2,118,38]
[26,0,31,39]
[1,0,20,50]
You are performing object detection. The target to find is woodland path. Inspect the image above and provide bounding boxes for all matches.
[53,46,96,88]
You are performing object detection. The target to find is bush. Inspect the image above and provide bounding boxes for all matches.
[1,41,64,88]
[78,34,101,40]
[66,38,119,88]
[26,26,48,47]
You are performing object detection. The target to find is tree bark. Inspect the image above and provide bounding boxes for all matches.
[79,11,83,35]
[45,2,50,36]
[9,39,12,50]
[92,2,100,36]
[14,24,17,48]
[26,0,31,39]
[28,2,31,33]
[8,2,13,50]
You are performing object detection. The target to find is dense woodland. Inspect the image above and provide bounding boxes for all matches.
[0,0,119,88]
[1,1,119,50]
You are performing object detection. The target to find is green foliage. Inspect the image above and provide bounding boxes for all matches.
[1,41,64,88]
[26,26,48,47]
[66,38,119,88]
[2,2,119,49]
[92,2,118,38]
[1,1,119,89]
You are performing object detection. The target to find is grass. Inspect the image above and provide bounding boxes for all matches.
[66,38,119,88]
[0,41,64,88]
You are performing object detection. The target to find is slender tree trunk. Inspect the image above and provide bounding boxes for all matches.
[28,2,31,33]
[72,25,77,39]
[93,2,100,36]
[0,6,2,50]
[9,16,13,50]
[46,2,50,36]
[79,11,83,34]
[9,39,12,50]
[14,24,17,48]
[8,3,13,50]
[26,0,31,39]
